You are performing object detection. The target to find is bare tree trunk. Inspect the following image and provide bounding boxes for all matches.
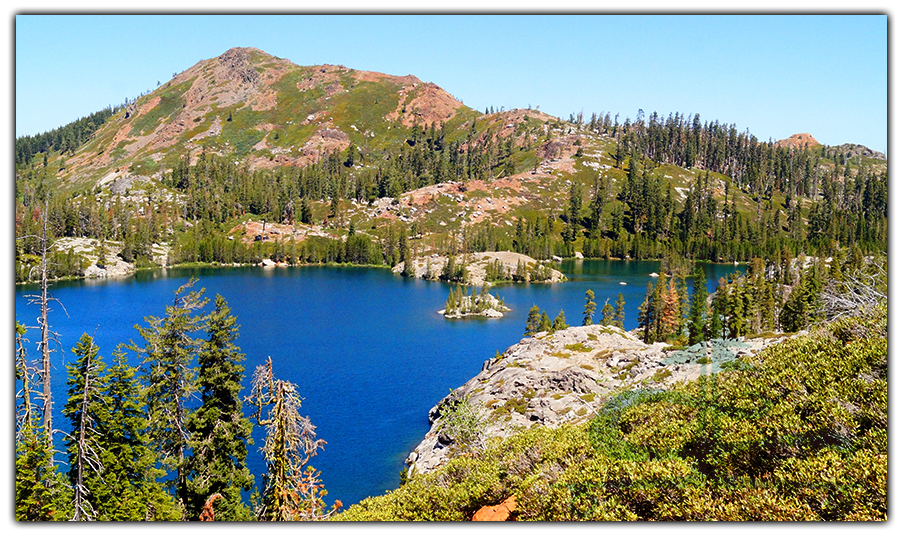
[72,335,100,521]
[39,199,53,469]
[73,354,91,521]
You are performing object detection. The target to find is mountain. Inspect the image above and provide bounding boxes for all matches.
[15,46,888,284]
[59,47,478,185]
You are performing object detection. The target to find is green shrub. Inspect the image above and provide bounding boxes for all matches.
[336,310,887,521]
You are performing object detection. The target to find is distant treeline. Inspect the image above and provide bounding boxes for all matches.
[14,106,888,281]
[15,104,123,166]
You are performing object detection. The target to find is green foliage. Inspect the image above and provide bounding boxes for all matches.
[613,293,626,329]
[184,295,255,521]
[443,284,508,318]
[779,266,824,332]
[16,104,121,166]
[582,289,596,325]
[600,298,614,326]
[437,395,488,454]
[130,280,207,503]
[687,266,708,344]
[337,310,886,521]
[524,305,541,337]
[483,258,510,283]
[15,322,68,521]
[439,254,468,283]
[99,348,181,520]
[15,425,69,521]
[552,309,568,331]
[64,334,108,520]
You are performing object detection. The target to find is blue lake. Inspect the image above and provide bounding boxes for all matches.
[14,259,744,509]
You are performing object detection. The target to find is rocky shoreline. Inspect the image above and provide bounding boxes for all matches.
[439,290,511,319]
[52,237,170,279]
[392,251,567,286]
[405,324,793,476]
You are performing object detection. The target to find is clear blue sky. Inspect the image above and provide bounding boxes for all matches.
[14,13,888,152]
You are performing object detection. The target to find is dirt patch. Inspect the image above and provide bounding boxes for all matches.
[227,219,337,245]
[301,127,351,159]
[296,64,349,92]
[353,70,420,86]
[404,182,465,207]
[386,82,464,128]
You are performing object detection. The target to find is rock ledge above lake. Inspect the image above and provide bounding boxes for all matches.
[406,325,791,476]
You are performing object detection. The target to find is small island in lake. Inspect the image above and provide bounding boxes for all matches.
[439,284,511,319]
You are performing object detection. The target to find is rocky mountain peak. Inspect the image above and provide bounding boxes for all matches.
[775,133,820,149]
[216,47,261,85]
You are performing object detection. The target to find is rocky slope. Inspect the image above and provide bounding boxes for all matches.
[54,237,170,279]
[59,47,472,188]
[406,324,792,476]
[392,251,566,286]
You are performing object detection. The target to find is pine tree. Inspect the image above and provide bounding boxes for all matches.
[64,333,107,520]
[445,288,456,315]
[524,305,542,337]
[99,348,180,520]
[15,322,67,521]
[708,280,726,340]
[541,311,554,332]
[613,293,626,329]
[779,267,824,333]
[582,289,596,325]
[637,281,655,343]
[688,266,708,344]
[552,309,568,331]
[600,299,615,326]
[131,279,207,504]
[513,259,528,282]
[184,295,255,521]
[15,424,67,521]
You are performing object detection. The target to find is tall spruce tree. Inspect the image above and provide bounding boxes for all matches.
[100,348,180,520]
[600,299,615,326]
[131,279,207,506]
[64,334,107,520]
[582,289,596,325]
[688,266,708,344]
[540,311,554,333]
[552,309,568,331]
[184,295,254,521]
[637,281,655,343]
[613,293,626,329]
[524,305,542,337]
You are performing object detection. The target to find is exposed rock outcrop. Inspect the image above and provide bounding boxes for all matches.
[775,132,820,149]
[51,237,170,280]
[406,325,791,476]
[439,291,510,319]
[472,496,517,521]
[393,251,566,286]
